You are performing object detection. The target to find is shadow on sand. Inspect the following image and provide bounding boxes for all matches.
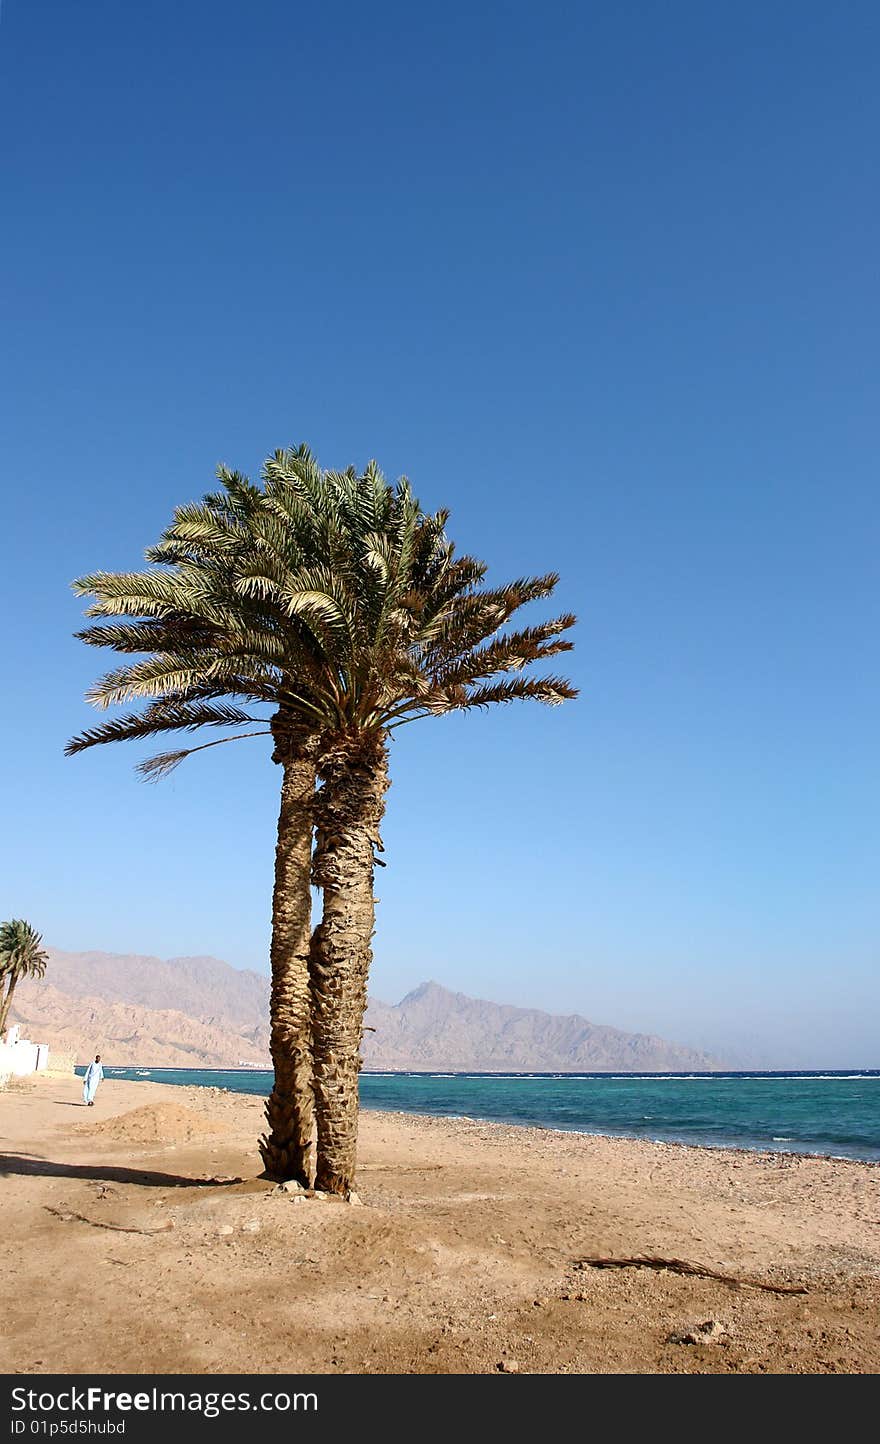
[0,1152,243,1189]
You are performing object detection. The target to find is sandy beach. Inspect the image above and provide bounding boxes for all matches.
[1,1073,878,1375]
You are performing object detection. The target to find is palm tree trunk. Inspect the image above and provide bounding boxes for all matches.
[310,735,389,1195]
[259,728,320,1184]
[0,975,16,1037]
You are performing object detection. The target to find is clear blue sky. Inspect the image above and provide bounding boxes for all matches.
[2,2,878,1066]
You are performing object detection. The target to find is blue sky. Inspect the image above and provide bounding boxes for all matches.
[2,2,878,1066]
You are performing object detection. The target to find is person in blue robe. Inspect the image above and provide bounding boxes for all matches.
[82,1054,104,1105]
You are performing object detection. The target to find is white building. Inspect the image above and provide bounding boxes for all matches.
[0,1024,50,1081]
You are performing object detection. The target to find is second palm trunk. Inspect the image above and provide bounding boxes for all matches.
[310,735,389,1195]
[259,730,320,1184]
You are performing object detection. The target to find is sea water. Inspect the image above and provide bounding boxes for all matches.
[88,1067,880,1162]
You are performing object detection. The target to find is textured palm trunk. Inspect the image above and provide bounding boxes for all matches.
[0,977,17,1037]
[258,728,320,1184]
[310,735,389,1195]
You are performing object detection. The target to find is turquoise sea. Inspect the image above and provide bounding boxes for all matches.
[91,1067,880,1163]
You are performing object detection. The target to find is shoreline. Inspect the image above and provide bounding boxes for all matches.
[381,1111,880,1169]
[4,1072,879,1374]
[88,1064,880,1076]
[82,1066,880,1167]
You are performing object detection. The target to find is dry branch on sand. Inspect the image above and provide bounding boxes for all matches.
[575,1255,808,1295]
[44,1206,173,1236]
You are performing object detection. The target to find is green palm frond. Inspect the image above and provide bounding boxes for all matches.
[434,616,577,687]
[431,675,579,713]
[83,653,249,709]
[65,702,261,756]
[74,618,219,652]
[72,569,185,617]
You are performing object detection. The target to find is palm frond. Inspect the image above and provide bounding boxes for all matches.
[432,675,579,712]
[65,702,261,756]
[433,615,577,687]
[137,730,272,781]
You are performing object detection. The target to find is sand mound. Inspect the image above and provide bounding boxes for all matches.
[77,1102,228,1145]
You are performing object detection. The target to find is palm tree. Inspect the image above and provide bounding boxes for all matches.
[68,448,577,1194]
[253,458,578,1193]
[0,920,49,1036]
[68,454,406,1181]
[67,464,327,1183]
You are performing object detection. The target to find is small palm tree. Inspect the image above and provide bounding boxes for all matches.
[0,920,49,1036]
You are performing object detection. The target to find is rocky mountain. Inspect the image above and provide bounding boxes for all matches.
[12,947,720,1071]
[12,948,270,1067]
[10,981,269,1069]
[363,980,719,1072]
[34,949,268,1030]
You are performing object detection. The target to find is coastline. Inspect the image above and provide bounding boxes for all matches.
[88,1064,880,1166]
[3,1073,879,1374]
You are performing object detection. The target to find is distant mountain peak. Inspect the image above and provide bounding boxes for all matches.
[366,978,721,1072]
[399,979,452,1004]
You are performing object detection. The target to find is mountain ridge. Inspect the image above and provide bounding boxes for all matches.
[11,947,722,1071]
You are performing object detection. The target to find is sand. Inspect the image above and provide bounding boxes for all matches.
[73,1100,230,1145]
[1,1072,878,1375]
